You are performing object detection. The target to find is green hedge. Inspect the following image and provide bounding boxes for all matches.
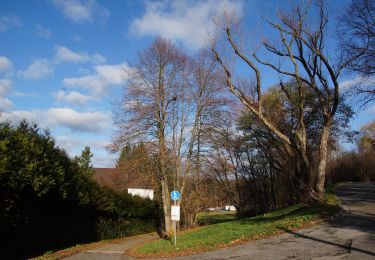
[96,218,155,240]
[0,121,156,259]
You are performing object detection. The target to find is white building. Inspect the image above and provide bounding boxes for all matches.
[225,205,236,211]
[128,188,154,200]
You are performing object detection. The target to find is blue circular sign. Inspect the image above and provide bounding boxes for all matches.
[171,191,180,200]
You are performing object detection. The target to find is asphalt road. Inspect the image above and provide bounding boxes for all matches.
[65,182,375,260]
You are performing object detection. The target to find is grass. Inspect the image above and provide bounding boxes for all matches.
[33,189,342,259]
[130,191,341,258]
[197,210,236,225]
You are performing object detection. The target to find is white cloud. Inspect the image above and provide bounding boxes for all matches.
[340,76,362,90]
[0,97,12,111]
[36,24,51,39]
[0,110,36,123]
[0,56,13,72]
[0,15,20,32]
[0,108,114,167]
[0,79,12,96]
[15,47,106,81]
[340,76,375,90]
[46,108,111,132]
[63,63,128,95]
[55,135,117,167]
[55,90,94,105]
[55,135,108,151]
[91,152,117,167]
[54,46,106,64]
[0,108,111,133]
[131,0,243,49]
[0,79,13,111]
[52,0,110,24]
[95,64,125,83]
[18,59,53,80]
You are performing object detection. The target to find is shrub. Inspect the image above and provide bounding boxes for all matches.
[0,121,156,259]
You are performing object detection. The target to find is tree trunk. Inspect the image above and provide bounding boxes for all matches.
[161,179,172,236]
[291,155,320,204]
[159,123,172,236]
[315,125,331,200]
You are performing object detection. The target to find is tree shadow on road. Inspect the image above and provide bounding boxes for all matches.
[278,228,375,257]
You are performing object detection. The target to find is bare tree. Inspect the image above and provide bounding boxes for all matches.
[114,38,187,235]
[212,1,345,202]
[171,49,227,227]
[340,0,375,106]
[114,40,225,234]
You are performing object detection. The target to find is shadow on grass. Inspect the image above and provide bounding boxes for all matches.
[198,218,236,226]
[237,203,341,226]
[197,212,237,226]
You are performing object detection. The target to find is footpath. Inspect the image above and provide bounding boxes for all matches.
[64,233,158,260]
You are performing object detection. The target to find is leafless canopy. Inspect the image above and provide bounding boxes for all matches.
[113,38,187,147]
[212,0,344,201]
[340,0,375,106]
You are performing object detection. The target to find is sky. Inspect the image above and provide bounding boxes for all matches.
[0,0,374,167]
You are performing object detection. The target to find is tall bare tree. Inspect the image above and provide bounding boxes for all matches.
[114,38,187,235]
[114,40,225,234]
[212,1,346,202]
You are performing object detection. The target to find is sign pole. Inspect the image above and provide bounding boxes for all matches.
[170,190,180,248]
[174,199,177,247]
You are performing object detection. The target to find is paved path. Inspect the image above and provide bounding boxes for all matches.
[65,182,375,260]
[64,233,158,260]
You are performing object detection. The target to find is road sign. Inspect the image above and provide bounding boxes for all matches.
[171,205,180,221]
[170,191,180,201]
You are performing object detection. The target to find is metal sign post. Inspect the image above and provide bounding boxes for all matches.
[170,191,180,247]
[174,200,177,247]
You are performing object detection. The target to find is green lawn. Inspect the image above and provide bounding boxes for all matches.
[197,210,236,225]
[132,193,341,257]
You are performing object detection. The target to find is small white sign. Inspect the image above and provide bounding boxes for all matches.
[171,205,180,221]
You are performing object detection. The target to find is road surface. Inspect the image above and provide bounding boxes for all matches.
[65,182,375,260]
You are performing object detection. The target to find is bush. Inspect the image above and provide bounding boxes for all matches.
[0,121,156,259]
[96,218,155,240]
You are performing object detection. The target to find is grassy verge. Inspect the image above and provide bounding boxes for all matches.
[130,192,341,258]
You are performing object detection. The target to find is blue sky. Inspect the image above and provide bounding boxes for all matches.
[0,0,374,167]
